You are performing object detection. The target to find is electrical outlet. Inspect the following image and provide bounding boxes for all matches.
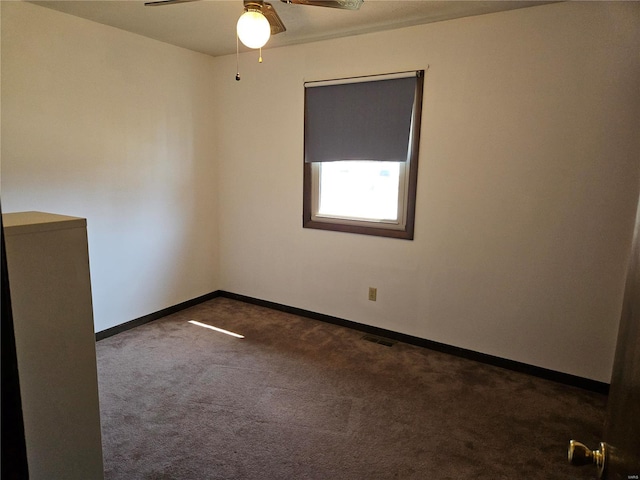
[368,287,377,301]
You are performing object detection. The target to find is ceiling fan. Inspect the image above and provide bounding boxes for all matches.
[144,0,363,79]
[144,0,364,42]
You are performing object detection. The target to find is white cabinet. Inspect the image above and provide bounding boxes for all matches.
[3,211,104,480]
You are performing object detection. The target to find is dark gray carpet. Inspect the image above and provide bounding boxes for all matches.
[97,297,605,479]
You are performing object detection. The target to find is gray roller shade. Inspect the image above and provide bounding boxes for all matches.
[304,74,418,163]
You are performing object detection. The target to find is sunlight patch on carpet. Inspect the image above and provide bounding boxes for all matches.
[188,320,245,338]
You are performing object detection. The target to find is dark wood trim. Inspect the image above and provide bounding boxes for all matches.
[302,215,416,239]
[95,291,222,341]
[404,71,424,239]
[219,291,610,395]
[302,161,313,227]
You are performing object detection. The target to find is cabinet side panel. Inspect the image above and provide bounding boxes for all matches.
[5,224,104,480]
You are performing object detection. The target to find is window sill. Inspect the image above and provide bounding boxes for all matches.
[302,217,414,240]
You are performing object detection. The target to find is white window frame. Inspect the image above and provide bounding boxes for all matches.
[310,159,410,231]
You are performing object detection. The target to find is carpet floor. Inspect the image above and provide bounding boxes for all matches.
[97,297,606,480]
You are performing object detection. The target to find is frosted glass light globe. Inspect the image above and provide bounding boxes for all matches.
[237,10,271,49]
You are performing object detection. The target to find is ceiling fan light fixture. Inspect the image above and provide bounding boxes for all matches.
[237,8,271,49]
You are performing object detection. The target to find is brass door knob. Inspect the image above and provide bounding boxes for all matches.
[568,440,607,478]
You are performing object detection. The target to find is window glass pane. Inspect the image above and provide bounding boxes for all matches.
[318,161,400,221]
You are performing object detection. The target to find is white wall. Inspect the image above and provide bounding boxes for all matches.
[1,2,220,332]
[213,2,640,382]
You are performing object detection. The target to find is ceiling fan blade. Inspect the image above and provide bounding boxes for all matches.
[144,0,199,6]
[263,2,287,35]
[280,0,363,10]
[244,1,287,35]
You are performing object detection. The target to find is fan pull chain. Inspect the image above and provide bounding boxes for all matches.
[259,47,263,64]
[235,34,241,81]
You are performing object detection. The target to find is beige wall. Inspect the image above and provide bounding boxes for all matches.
[213,2,640,382]
[1,2,220,332]
[2,2,639,382]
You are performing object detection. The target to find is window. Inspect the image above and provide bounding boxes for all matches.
[303,71,424,240]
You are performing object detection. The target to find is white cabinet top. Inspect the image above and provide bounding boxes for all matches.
[3,211,86,236]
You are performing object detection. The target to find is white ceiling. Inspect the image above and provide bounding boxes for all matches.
[31,0,554,57]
